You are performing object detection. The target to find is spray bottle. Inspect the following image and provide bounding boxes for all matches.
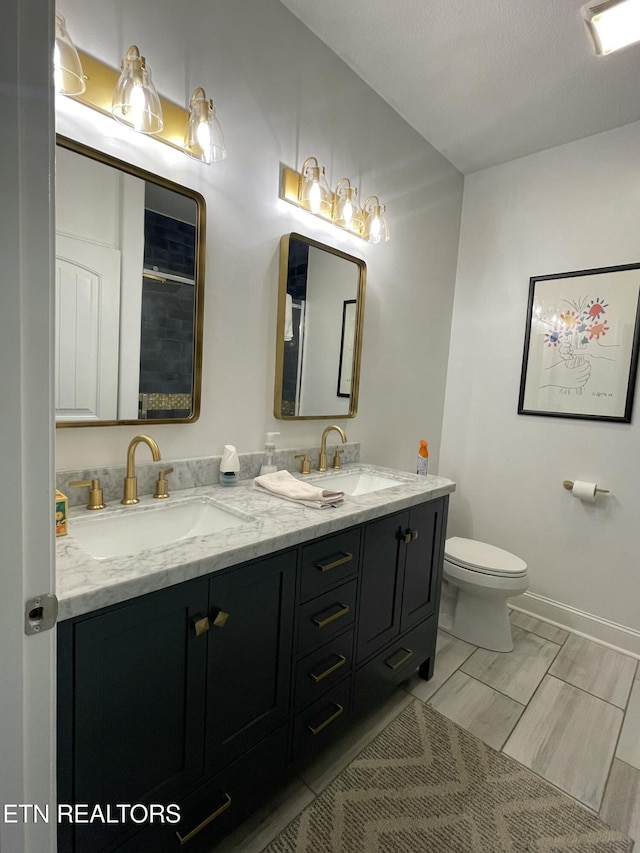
[416,440,429,476]
[259,432,280,475]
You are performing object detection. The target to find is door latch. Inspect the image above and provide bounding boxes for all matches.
[25,594,58,635]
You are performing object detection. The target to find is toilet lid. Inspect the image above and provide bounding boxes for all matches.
[445,537,527,577]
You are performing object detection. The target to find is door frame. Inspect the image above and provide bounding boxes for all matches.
[0,0,57,851]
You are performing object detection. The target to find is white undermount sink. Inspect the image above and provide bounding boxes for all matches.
[309,469,404,496]
[71,497,253,560]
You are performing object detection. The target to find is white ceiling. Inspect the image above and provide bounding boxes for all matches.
[279,0,640,174]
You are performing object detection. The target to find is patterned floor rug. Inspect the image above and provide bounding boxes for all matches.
[264,700,632,852]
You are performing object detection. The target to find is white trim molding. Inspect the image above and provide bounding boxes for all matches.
[510,591,640,660]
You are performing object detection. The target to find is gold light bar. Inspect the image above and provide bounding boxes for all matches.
[73,50,188,152]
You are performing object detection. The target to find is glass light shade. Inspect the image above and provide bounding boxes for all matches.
[112,46,163,134]
[184,88,227,164]
[585,0,640,54]
[298,157,332,217]
[54,13,85,95]
[363,197,390,243]
[333,179,363,233]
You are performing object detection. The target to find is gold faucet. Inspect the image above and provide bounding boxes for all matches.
[318,425,347,472]
[122,435,161,504]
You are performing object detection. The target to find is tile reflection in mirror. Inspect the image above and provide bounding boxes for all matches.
[55,136,205,427]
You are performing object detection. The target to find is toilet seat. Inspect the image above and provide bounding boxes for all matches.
[445,537,527,578]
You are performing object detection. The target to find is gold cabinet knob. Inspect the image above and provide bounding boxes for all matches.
[212,609,230,628]
[192,616,210,636]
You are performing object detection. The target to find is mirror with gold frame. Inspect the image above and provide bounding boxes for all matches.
[274,233,366,419]
[55,136,206,427]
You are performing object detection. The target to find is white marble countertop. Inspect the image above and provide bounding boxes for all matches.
[56,464,455,621]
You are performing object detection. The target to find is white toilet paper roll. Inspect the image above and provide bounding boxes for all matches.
[572,480,597,502]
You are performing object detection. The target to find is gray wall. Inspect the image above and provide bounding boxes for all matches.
[54,0,464,473]
[441,120,640,647]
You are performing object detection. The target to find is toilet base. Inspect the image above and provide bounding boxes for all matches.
[450,588,515,652]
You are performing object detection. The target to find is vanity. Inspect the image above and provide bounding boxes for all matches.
[53,133,452,852]
[56,465,454,852]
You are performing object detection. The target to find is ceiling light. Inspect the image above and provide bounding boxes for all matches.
[112,45,163,134]
[584,0,640,54]
[54,13,85,95]
[184,88,227,164]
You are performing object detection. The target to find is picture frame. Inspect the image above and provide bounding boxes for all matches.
[518,263,640,422]
[337,299,357,398]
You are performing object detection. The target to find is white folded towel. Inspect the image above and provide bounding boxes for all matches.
[253,470,344,509]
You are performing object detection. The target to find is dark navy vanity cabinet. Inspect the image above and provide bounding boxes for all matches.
[57,496,447,852]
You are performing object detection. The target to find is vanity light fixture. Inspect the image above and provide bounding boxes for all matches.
[54,17,226,164]
[298,156,332,217]
[184,87,227,164]
[54,13,85,95]
[333,178,363,233]
[280,158,390,243]
[111,45,163,134]
[583,0,640,54]
[362,196,390,244]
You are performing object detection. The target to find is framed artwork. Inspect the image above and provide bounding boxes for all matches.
[518,263,640,422]
[337,299,357,398]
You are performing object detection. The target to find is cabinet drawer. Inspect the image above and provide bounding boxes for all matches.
[294,629,354,711]
[292,680,352,768]
[299,528,360,601]
[114,726,289,853]
[353,616,437,713]
[297,579,357,657]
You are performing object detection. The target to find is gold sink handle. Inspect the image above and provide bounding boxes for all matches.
[154,467,174,499]
[294,453,311,475]
[69,478,106,510]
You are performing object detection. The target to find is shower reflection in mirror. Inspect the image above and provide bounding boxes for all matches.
[275,233,366,420]
[55,137,205,427]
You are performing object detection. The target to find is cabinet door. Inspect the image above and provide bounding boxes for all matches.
[205,550,296,773]
[400,498,446,632]
[356,510,407,663]
[57,578,209,853]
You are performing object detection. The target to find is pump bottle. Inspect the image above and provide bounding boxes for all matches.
[259,432,280,476]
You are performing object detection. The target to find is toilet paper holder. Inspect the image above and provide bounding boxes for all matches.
[562,480,609,494]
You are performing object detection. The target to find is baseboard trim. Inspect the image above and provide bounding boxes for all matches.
[509,592,640,660]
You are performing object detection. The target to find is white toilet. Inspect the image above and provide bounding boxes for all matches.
[442,537,528,652]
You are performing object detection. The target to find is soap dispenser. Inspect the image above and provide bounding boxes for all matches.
[219,444,240,486]
[259,432,280,475]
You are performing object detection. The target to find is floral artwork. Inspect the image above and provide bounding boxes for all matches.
[518,264,640,421]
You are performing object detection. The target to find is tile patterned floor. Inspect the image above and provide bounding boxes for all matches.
[216,611,640,852]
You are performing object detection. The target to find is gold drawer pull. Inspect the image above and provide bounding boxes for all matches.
[385,647,413,670]
[192,616,210,637]
[175,792,231,845]
[312,603,350,628]
[315,551,353,572]
[310,653,347,683]
[308,703,344,735]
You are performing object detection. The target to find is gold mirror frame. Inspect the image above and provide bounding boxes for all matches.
[274,233,366,420]
[55,135,206,427]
